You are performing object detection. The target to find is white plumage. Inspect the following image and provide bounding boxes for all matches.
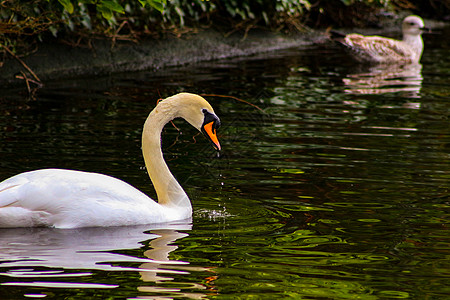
[0,93,221,228]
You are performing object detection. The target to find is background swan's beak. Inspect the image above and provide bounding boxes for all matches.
[202,121,221,151]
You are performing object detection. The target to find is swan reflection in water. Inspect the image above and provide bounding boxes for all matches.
[0,222,216,298]
[343,63,423,99]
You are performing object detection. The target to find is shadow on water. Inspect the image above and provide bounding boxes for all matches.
[0,26,449,299]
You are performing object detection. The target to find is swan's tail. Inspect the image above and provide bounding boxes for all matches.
[329,29,347,40]
[0,181,52,227]
[0,184,20,207]
[0,173,28,207]
[0,184,20,193]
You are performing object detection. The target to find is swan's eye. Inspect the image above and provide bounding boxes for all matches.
[202,110,220,129]
[201,110,221,150]
[202,109,220,129]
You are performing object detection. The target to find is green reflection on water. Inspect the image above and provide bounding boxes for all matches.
[0,27,449,299]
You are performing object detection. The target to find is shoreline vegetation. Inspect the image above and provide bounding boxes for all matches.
[1,0,449,88]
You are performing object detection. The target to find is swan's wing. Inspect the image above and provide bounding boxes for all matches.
[0,169,147,210]
[0,169,159,228]
[342,34,413,62]
[0,174,29,207]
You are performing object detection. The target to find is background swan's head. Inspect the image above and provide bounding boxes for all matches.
[402,15,426,36]
[163,93,221,150]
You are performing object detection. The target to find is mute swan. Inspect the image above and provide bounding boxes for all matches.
[0,93,221,228]
[331,15,428,63]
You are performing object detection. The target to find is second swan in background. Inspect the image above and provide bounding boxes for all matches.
[330,15,428,64]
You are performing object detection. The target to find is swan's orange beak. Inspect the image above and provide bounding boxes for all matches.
[203,121,221,151]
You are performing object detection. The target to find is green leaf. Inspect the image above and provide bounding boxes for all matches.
[98,6,113,20]
[147,0,165,13]
[96,0,125,19]
[137,0,166,12]
[58,0,74,14]
[99,0,124,13]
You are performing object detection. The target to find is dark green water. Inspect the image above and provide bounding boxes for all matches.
[0,27,449,299]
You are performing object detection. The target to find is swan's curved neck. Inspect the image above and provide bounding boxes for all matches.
[403,33,423,49]
[142,100,191,210]
[403,34,423,62]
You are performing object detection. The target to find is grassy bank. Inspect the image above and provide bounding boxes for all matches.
[0,0,448,86]
[2,0,448,49]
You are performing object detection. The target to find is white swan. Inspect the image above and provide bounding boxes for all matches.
[331,15,428,63]
[0,93,221,228]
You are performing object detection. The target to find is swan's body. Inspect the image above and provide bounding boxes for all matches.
[0,93,221,228]
[331,15,427,63]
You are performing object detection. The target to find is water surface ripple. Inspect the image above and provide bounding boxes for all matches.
[0,26,449,299]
